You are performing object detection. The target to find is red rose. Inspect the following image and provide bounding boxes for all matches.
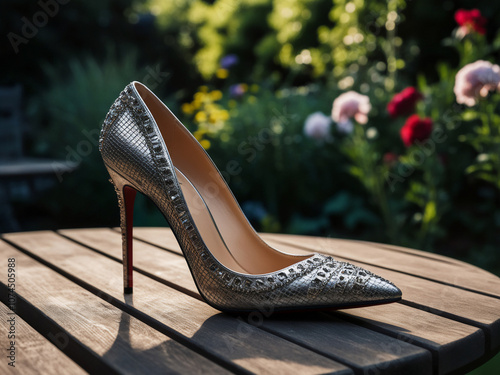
[455,9,487,35]
[387,87,423,118]
[400,115,433,147]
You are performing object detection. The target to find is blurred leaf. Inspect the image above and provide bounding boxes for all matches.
[348,166,364,179]
[462,110,479,121]
[422,201,436,224]
[466,163,493,174]
[472,172,499,184]
[416,74,427,93]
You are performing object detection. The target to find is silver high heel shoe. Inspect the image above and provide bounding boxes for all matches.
[99,81,402,312]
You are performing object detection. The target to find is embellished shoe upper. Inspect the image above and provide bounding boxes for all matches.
[99,82,401,312]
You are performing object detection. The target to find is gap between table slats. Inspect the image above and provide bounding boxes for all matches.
[2,234,354,375]
[58,227,494,374]
[0,301,86,375]
[123,227,500,367]
[0,240,238,375]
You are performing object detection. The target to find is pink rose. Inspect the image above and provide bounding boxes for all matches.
[332,91,371,129]
[454,60,500,106]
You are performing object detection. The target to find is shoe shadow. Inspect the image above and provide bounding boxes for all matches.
[101,295,218,374]
[263,308,411,333]
[102,296,364,373]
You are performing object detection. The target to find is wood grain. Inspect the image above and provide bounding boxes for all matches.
[3,231,351,375]
[261,236,500,351]
[4,227,500,374]
[60,228,198,298]
[122,227,183,255]
[261,312,431,375]
[335,303,484,374]
[60,229,455,374]
[127,226,492,373]
[0,239,228,375]
[0,302,86,375]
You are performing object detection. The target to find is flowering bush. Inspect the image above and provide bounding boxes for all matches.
[181,86,229,149]
[145,2,500,275]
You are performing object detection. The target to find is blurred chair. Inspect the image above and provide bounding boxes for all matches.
[0,85,78,232]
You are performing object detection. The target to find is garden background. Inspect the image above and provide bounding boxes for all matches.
[2,1,500,372]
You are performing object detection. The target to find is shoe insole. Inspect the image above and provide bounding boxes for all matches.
[175,168,250,274]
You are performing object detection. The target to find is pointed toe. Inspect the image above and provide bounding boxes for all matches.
[387,282,402,300]
[300,259,402,309]
[364,274,402,303]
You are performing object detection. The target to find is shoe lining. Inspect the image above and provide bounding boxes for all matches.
[176,168,251,273]
[135,82,312,275]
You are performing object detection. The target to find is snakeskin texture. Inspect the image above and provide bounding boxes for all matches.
[99,82,402,312]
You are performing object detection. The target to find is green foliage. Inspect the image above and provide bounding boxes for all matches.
[6,0,500,286]
[33,53,151,227]
[147,0,274,80]
[146,0,413,88]
[158,1,500,278]
[198,84,349,224]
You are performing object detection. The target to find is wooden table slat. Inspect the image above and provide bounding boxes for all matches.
[258,236,500,351]
[3,231,352,375]
[259,312,432,374]
[335,303,485,374]
[0,240,230,375]
[61,227,487,374]
[0,302,86,375]
[120,228,500,372]
[3,227,500,374]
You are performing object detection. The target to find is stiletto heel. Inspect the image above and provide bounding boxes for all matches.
[108,169,137,294]
[99,81,402,312]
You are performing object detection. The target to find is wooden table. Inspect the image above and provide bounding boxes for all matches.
[1,228,499,374]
